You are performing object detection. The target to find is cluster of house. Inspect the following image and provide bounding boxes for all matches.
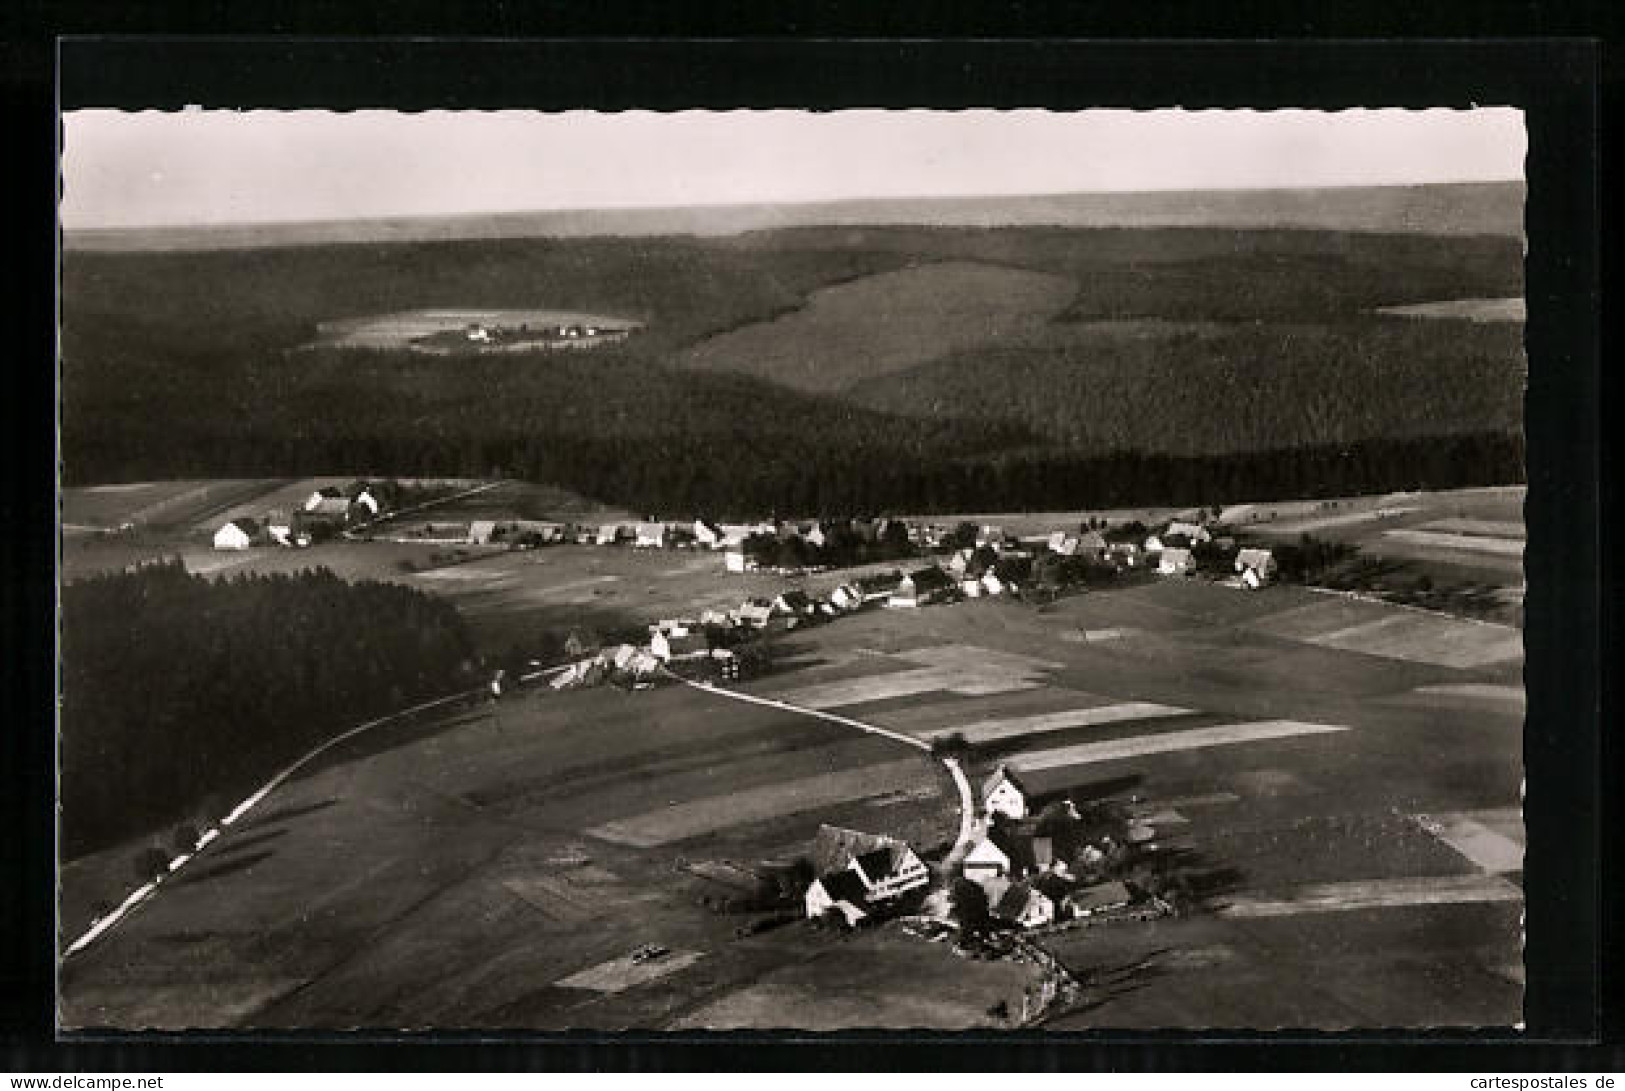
[1140,520,1278,588]
[954,766,1142,930]
[799,764,1154,936]
[212,483,385,551]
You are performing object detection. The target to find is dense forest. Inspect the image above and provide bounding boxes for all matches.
[60,562,477,858]
[62,225,1526,515]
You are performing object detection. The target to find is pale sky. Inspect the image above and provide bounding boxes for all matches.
[60,108,1527,230]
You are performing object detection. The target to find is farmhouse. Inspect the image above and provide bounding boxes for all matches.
[856,571,903,603]
[772,589,815,617]
[650,629,708,662]
[983,765,1030,820]
[1063,880,1133,919]
[960,577,984,599]
[993,882,1056,929]
[889,566,955,609]
[468,520,499,545]
[694,520,724,549]
[595,523,625,546]
[350,487,381,519]
[980,570,1007,597]
[1047,532,1080,557]
[1165,521,1212,545]
[724,550,750,573]
[635,522,669,549]
[303,485,346,512]
[1158,547,1196,577]
[829,584,864,612]
[263,510,294,547]
[962,835,1013,882]
[1144,534,1166,554]
[804,870,871,928]
[808,825,929,907]
[1235,547,1278,588]
[976,525,1008,549]
[212,518,258,551]
[1077,530,1108,557]
[734,599,774,629]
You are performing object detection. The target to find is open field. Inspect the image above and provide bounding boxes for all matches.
[680,260,1075,395]
[61,479,291,536]
[61,566,1523,1028]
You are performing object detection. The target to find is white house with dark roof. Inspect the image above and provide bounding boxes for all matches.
[962,835,1013,882]
[1235,547,1278,588]
[804,869,871,927]
[994,881,1056,929]
[303,485,346,512]
[982,765,1030,820]
[634,522,669,549]
[694,520,724,549]
[889,566,955,609]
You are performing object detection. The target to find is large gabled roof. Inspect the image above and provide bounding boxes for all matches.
[812,824,898,876]
[982,764,1028,803]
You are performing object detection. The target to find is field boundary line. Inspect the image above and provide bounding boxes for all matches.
[663,671,978,867]
[1300,584,1523,631]
[59,662,570,961]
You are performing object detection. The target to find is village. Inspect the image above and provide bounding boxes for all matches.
[200,478,1297,978]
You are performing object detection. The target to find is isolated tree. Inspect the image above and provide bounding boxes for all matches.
[949,878,991,936]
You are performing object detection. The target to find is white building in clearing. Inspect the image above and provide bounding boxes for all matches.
[1235,547,1278,588]
[212,518,257,551]
[962,835,1013,882]
[1158,547,1196,576]
[596,523,624,546]
[694,520,724,549]
[982,765,1030,821]
[724,550,749,573]
[634,522,668,549]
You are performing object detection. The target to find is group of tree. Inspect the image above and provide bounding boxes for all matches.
[61,560,477,859]
[740,520,916,570]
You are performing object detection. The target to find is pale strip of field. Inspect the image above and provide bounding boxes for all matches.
[1377,297,1526,322]
[1008,720,1347,773]
[584,757,931,847]
[921,702,1191,746]
[1412,683,1525,704]
[1308,613,1524,670]
[769,660,1051,710]
[891,643,1063,674]
[84,483,157,494]
[1217,874,1522,919]
[555,950,705,993]
[863,687,1120,734]
[1420,518,1526,540]
[1250,598,1392,642]
[1382,528,1525,557]
[1254,506,1420,535]
[1421,811,1524,874]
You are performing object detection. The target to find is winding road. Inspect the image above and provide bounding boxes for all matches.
[662,671,979,869]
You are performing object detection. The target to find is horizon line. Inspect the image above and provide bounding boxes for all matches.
[61,178,1525,235]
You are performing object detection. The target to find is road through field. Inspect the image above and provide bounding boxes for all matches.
[662,672,978,870]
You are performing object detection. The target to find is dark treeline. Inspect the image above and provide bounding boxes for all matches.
[61,561,477,859]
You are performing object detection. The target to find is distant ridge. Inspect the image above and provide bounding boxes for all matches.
[64,181,1524,252]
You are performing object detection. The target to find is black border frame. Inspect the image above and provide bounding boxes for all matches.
[4,31,1613,1070]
